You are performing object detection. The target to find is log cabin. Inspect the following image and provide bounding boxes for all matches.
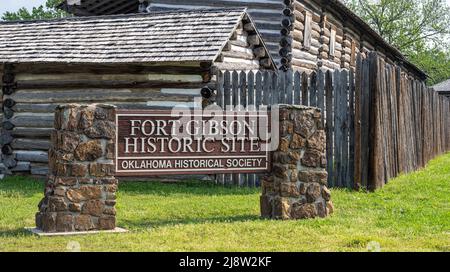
[0,9,276,176]
[59,0,426,79]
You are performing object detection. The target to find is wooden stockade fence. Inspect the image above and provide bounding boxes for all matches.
[355,53,450,190]
[215,67,356,188]
[215,52,450,189]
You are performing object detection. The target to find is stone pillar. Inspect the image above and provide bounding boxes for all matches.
[261,105,333,220]
[35,104,117,232]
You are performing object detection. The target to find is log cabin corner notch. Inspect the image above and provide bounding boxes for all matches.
[0,9,276,176]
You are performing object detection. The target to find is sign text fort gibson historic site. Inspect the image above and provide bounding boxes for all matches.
[115,109,273,176]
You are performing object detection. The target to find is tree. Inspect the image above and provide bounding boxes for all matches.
[408,46,450,85]
[345,0,450,84]
[2,0,67,21]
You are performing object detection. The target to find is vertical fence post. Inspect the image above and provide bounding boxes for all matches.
[348,68,355,188]
[325,71,334,187]
[294,71,301,105]
[317,70,325,127]
[309,71,317,107]
[354,54,362,189]
[301,72,308,106]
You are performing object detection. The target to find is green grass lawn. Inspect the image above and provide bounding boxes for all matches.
[0,153,449,252]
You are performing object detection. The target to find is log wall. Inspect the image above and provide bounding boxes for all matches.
[1,65,204,176]
[281,0,405,76]
[0,19,273,177]
[63,0,425,79]
[281,0,362,73]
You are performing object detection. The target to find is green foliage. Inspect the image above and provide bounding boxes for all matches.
[0,153,449,252]
[409,46,450,85]
[345,0,450,52]
[1,0,67,21]
[345,0,450,85]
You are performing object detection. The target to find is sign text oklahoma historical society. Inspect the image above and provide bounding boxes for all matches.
[115,109,272,176]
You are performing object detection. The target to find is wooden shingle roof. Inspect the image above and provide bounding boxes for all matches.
[0,9,258,65]
[432,79,450,93]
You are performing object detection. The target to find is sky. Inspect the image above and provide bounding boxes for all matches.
[1,0,450,16]
[0,0,48,16]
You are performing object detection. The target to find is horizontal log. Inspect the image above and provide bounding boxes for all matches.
[4,108,14,119]
[311,38,321,48]
[343,39,352,48]
[234,32,249,44]
[292,29,304,43]
[253,47,266,58]
[14,150,48,163]
[2,121,15,131]
[220,50,255,61]
[280,36,292,47]
[292,49,318,62]
[0,131,13,145]
[321,44,330,52]
[2,85,15,95]
[10,114,54,128]
[247,35,260,46]
[260,58,272,68]
[16,80,208,90]
[312,14,321,24]
[320,51,329,59]
[321,36,330,45]
[4,99,16,108]
[2,144,13,155]
[321,60,341,70]
[13,63,208,76]
[291,59,318,70]
[10,161,30,172]
[2,154,17,169]
[292,1,305,14]
[218,57,260,69]
[341,54,351,63]
[15,73,203,83]
[11,138,51,151]
[213,62,260,71]
[343,46,352,55]
[243,22,254,32]
[312,30,321,40]
[12,103,57,113]
[294,21,305,32]
[291,9,305,23]
[307,46,320,56]
[30,163,49,176]
[10,89,195,103]
[312,23,321,33]
[12,127,53,138]
[228,39,248,48]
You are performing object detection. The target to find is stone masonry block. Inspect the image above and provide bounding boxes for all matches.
[36,104,118,233]
[261,105,332,221]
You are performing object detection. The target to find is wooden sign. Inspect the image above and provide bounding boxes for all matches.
[115,110,271,176]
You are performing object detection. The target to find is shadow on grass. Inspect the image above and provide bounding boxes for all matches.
[118,180,260,197]
[120,214,261,229]
[0,228,34,238]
